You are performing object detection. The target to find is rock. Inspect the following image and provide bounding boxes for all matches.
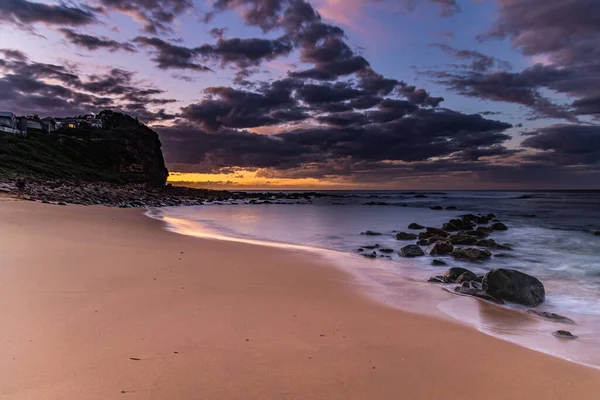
[456,271,479,284]
[378,248,394,254]
[487,213,496,219]
[399,245,425,257]
[448,234,478,246]
[461,214,479,222]
[425,235,447,245]
[483,269,545,307]
[552,330,577,340]
[476,226,493,235]
[445,206,458,210]
[442,219,475,232]
[364,201,389,206]
[414,194,428,198]
[444,267,475,283]
[494,253,516,258]
[451,248,492,261]
[453,286,505,304]
[491,222,508,231]
[408,223,425,230]
[475,239,512,250]
[594,231,600,236]
[527,310,575,324]
[428,276,445,284]
[430,206,443,210]
[425,240,454,256]
[431,259,447,266]
[465,230,488,238]
[417,239,428,246]
[425,227,449,237]
[357,248,365,252]
[362,244,380,250]
[57,201,67,206]
[396,232,418,240]
[361,231,382,236]
[362,252,378,259]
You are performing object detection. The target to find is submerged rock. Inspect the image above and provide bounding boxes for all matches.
[442,219,474,232]
[431,259,447,266]
[408,223,425,230]
[378,248,394,254]
[428,276,445,284]
[425,240,454,256]
[527,310,575,324]
[476,226,493,235]
[399,245,425,257]
[362,251,377,259]
[553,330,578,340]
[361,231,382,236]
[451,248,492,261]
[430,206,443,210]
[425,227,449,237]
[444,267,474,283]
[483,269,545,307]
[491,222,508,231]
[362,244,380,250]
[445,206,458,210]
[475,239,512,250]
[594,231,600,236]
[456,271,479,284]
[396,232,418,240]
[453,286,505,304]
[448,234,478,246]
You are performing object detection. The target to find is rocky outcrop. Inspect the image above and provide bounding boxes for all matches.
[408,223,425,230]
[399,245,425,257]
[482,269,545,307]
[451,248,492,261]
[491,222,508,231]
[425,240,454,255]
[396,232,418,240]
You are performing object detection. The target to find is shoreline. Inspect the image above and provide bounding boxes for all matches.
[150,205,600,371]
[1,199,600,399]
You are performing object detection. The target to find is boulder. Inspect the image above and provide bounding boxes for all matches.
[431,259,447,266]
[425,240,454,256]
[442,219,474,232]
[476,226,493,235]
[453,286,505,304]
[428,276,445,284]
[425,227,449,237]
[487,213,496,219]
[396,232,418,240]
[527,310,575,324]
[475,216,491,224]
[475,239,512,250]
[399,245,425,257]
[448,234,478,246]
[461,214,479,222]
[482,269,545,307]
[430,206,443,210]
[491,222,508,231]
[552,330,577,340]
[451,248,492,261]
[417,239,428,246]
[408,223,425,230]
[361,231,382,236]
[425,235,448,245]
[456,271,479,284]
[465,229,488,238]
[444,267,475,283]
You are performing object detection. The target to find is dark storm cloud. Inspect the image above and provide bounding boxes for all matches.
[196,37,294,69]
[0,0,99,28]
[572,96,600,117]
[98,0,193,34]
[451,145,520,161]
[521,125,600,166]
[427,0,600,122]
[59,29,136,53]
[0,50,176,122]
[133,37,212,72]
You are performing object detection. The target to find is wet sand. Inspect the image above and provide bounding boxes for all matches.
[1,199,599,399]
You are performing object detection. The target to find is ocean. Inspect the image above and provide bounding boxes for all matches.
[148,190,600,368]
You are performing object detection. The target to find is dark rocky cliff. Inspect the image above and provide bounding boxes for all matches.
[0,110,169,186]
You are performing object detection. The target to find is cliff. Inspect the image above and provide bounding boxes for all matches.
[0,110,169,186]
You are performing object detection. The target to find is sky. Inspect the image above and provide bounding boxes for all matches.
[0,0,599,189]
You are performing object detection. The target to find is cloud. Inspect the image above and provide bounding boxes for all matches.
[430,43,512,72]
[98,0,193,33]
[59,28,137,53]
[133,36,212,71]
[0,0,99,29]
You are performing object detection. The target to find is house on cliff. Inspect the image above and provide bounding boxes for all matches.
[0,112,27,136]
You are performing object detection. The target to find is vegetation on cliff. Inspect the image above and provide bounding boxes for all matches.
[0,111,168,186]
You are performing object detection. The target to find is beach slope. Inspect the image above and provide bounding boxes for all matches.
[0,200,598,399]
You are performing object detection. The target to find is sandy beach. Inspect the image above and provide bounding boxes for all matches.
[1,199,599,400]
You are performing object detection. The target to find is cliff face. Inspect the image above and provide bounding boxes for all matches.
[0,110,169,186]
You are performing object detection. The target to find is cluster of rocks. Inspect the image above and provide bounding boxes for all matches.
[0,178,331,208]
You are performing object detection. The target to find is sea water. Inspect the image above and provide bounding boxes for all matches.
[148,190,600,368]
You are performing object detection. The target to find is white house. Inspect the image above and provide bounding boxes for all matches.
[0,112,27,135]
